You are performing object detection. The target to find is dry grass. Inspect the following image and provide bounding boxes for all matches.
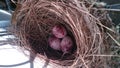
[11,0,120,68]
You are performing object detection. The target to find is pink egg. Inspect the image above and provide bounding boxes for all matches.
[48,36,61,51]
[52,25,67,38]
[60,36,73,53]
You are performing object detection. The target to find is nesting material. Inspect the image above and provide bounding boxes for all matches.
[12,0,116,68]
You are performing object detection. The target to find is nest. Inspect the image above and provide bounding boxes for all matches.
[11,0,116,68]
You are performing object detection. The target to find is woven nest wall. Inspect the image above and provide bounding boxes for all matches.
[11,0,115,68]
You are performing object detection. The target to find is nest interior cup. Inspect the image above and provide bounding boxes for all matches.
[12,0,115,67]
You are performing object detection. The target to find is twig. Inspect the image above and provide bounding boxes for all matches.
[107,33,120,46]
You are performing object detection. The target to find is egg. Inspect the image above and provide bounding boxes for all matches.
[52,25,67,38]
[48,36,61,51]
[60,36,73,53]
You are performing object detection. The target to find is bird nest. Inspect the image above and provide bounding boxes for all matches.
[11,0,116,68]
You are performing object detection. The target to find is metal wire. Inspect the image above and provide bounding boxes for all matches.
[0,60,30,67]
